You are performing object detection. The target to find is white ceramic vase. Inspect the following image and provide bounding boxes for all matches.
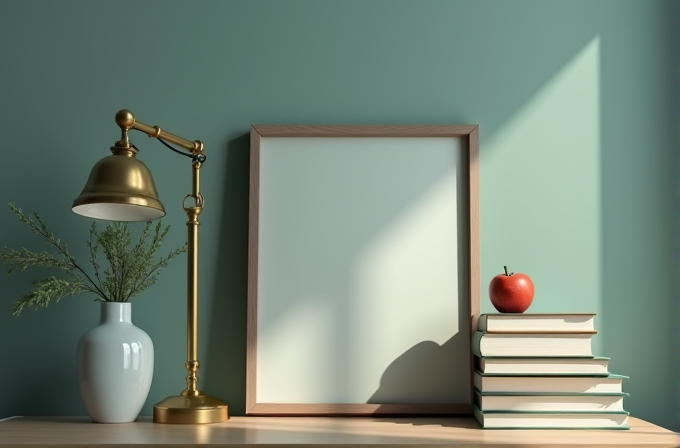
[77,302,154,423]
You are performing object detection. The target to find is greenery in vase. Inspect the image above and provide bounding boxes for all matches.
[0,203,187,315]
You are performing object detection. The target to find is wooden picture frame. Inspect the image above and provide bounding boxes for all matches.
[247,125,480,416]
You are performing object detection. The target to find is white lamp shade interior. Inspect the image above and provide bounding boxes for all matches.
[72,203,166,222]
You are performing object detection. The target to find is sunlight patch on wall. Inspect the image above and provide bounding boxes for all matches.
[482,37,602,352]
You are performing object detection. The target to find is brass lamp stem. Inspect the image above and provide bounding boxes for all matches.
[183,160,202,397]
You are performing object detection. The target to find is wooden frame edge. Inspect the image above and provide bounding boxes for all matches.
[247,403,473,417]
[246,125,262,414]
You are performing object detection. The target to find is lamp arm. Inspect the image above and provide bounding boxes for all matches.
[114,109,204,155]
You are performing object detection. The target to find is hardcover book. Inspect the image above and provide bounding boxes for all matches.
[474,389,628,412]
[472,331,595,357]
[477,313,596,333]
[473,371,628,394]
[474,356,610,375]
[474,407,630,429]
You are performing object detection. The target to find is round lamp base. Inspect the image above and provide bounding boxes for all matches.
[153,394,229,424]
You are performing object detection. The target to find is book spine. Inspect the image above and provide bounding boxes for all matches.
[471,331,483,357]
[477,315,487,332]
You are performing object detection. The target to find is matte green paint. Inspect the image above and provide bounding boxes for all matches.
[0,0,676,431]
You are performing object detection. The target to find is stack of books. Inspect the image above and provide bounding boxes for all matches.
[472,313,629,429]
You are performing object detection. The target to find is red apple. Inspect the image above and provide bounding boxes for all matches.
[489,266,534,313]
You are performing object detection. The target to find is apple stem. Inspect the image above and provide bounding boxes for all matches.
[504,266,512,276]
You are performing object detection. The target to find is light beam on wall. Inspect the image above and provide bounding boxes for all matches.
[482,37,601,354]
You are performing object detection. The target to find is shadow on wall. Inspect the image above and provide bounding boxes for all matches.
[368,334,468,406]
[202,133,251,415]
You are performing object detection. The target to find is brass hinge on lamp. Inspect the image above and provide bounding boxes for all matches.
[72,109,229,424]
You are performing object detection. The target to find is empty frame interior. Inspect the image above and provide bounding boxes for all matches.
[248,125,480,416]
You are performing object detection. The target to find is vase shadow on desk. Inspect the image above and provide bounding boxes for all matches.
[367,333,473,427]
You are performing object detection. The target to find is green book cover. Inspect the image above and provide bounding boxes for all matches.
[474,370,629,379]
[478,409,630,415]
[474,406,630,430]
[475,371,626,378]
[474,388,630,397]
[476,356,610,360]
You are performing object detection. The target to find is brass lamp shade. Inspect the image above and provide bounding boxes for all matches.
[72,147,166,221]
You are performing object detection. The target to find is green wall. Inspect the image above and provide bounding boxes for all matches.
[0,0,677,431]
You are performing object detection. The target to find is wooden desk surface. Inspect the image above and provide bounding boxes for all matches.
[0,416,677,448]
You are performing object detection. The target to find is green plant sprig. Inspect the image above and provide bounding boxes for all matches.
[0,203,187,315]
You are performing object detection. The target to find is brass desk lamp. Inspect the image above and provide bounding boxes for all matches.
[72,109,229,424]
